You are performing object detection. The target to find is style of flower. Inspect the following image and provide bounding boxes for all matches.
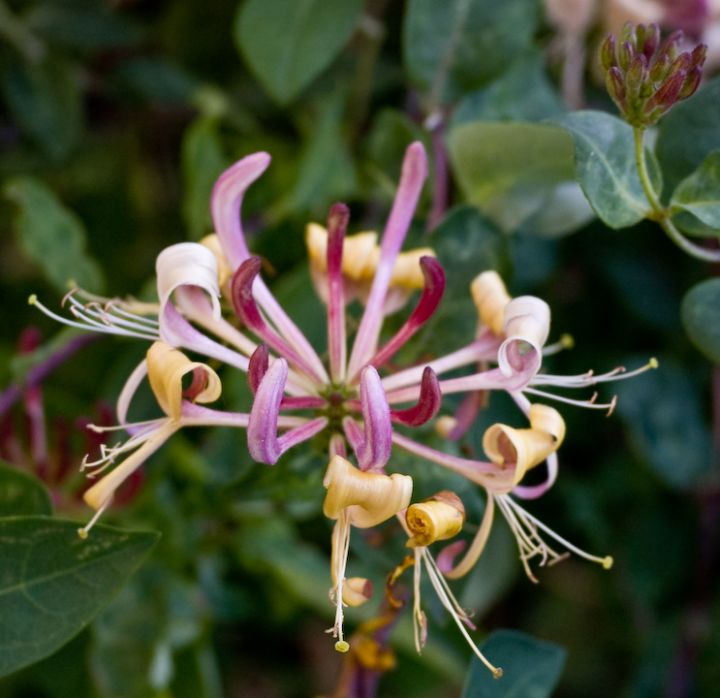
[31,141,656,672]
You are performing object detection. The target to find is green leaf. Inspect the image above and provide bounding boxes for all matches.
[657,75,720,194]
[670,151,720,229]
[615,359,712,487]
[552,111,653,229]
[682,278,720,363]
[451,51,564,128]
[25,7,143,50]
[461,630,566,698]
[672,210,720,239]
[286,95,358,215]
[0,56,82,160]
[91,566,201,698]
[403,0,540,103]
[0,462,52,517]
[0,517,159,678]
[448,121,583,232]
[114,58,199,105]
[234,0,364,105]
[182,117,229,240]
[3,177,105,293]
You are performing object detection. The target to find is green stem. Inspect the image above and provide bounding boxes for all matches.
[634,127,720,262]
[633,128,663,214]
[660,217,720,262]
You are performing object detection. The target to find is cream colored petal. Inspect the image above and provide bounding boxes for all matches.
[471,271,511,336]
[146,341,222,421]
[482,405,565,490]
[323,455,413,529]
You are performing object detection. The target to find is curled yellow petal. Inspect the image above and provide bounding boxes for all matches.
[199,233,232,288]
[471,271,511,336]
[323,455,413,528]
[146,341,222,421]
[406,491,465,548]
[482,404,566,491]
[503,296,551,352]
[343,577,374,607]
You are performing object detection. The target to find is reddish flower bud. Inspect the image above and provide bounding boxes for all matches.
[627,55,648,99]
[669,51,692,75]
[599,34,617,73]
[650,53,671,84]
[678,66,702,101]
[619,22,637,53]
[619,41,634,72]
[643,69,685,116]
[606,67,627,107]
[640,23,660,60]
[690,43,708,70]
[659,30,684,62]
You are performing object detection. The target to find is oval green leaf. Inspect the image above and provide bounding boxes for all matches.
[461,629,566,698]
[403,0,539,103]
[552,111,652,229]
[670,151,720,230]
[682,278,720,364]
[657,75,720,194]
[234,0,364,105]
[3,176,105,294]
[448,121,579,232]
[0,517,159,678]
[0,461,53,517]
[0,56,82,161]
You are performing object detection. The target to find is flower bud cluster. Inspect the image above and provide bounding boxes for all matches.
[600,22,707,127]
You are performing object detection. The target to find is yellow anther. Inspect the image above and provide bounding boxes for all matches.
[603,556,614,570]
[434,415,457,438]
[649,357,659,369]
[560,333,574,349]
[335,641,350,653]
[28,294,37,305]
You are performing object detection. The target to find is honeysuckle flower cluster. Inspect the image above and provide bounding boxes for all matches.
[31,142,656,677]
[600,21,707,127]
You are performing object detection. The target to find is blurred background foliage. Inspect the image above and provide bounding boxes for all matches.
[1,0,719,696]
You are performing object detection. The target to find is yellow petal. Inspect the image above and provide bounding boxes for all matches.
[323,455,413,528]
[444,494,495,579]
[482,404,565,490]
[390,248,436,289]
[199,233,233,288]
[406,491,465,547]
[146,341,222,421]
[471,271,511,336]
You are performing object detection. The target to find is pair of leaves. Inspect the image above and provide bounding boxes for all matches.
[554,99,720,234]
[0,461,158,679]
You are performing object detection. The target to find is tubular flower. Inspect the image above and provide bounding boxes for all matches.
[32,141,656,671]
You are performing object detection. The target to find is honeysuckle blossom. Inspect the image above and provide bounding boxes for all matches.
[31,140,656,673]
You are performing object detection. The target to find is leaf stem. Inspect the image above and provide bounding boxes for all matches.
[633,128,663,214]
[634,127,720,262]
